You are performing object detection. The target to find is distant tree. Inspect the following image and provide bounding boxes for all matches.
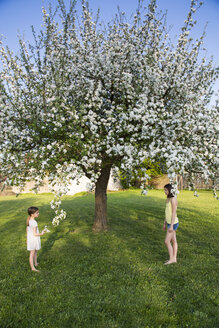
[119,159,165,189]
[0,0,218,231]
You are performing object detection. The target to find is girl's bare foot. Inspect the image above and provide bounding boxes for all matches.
[164,260,177,265]
[32,268,40,272]
[35,263,39,267]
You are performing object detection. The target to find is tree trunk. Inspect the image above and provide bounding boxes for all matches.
[93,164,112,232]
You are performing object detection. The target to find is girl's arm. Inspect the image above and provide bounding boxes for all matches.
[169,197,177,232]
[33,227,45,236]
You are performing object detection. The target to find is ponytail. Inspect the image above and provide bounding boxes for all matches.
[27,216,31,226]
[27,207,39,226]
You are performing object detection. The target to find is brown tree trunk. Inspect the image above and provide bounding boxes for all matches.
[93,164,112,232]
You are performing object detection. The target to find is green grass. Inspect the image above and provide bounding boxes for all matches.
[0,190,218,328]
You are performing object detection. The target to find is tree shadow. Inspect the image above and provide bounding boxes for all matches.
[29,228,175,327]
[52,193,218,327]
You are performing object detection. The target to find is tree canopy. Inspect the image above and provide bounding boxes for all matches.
[0,0,218,230]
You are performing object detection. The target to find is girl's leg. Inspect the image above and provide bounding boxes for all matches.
[29,250,35,270]
[164,231,176,264]
[165,231,173,260]
[29,250,39,272]
[172,231,178,262]
[34,251,39,266]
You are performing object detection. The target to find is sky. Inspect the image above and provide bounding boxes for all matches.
[0,0,218,92]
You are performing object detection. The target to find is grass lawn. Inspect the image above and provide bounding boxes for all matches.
[0,189,218,328]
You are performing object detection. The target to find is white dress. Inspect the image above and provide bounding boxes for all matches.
[27,219,41,251]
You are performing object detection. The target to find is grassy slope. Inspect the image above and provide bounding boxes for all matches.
[0,190,218,328]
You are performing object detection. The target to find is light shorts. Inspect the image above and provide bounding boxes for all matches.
[167,223,179,231]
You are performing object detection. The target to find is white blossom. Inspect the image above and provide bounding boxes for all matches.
[0,0,218,225]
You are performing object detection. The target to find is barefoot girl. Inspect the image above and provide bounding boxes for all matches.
[163,184,179,265]
[26,207,46,272]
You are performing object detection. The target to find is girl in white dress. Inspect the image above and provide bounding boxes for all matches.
[26,207,46,272]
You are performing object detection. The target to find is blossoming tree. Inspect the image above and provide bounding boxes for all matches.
[0,0,218,231]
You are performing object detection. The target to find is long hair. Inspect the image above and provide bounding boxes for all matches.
[164,184,174,198]
[27,207,39,226]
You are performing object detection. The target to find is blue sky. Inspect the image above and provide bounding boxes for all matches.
[0,0,218,92]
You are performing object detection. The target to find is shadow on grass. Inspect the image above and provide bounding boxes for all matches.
[35,230,175,327]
